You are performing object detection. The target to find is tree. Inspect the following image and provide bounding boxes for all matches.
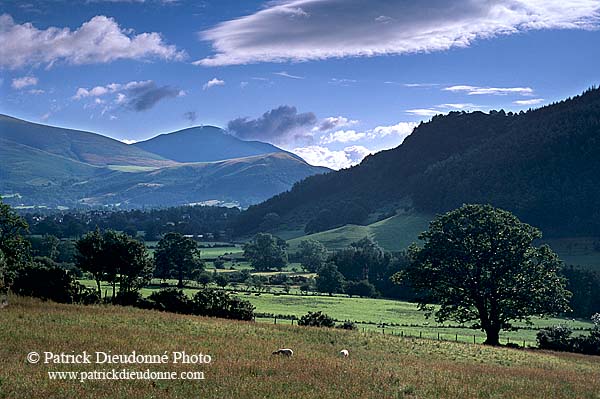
[345,279,377,298]
[112,233,153,297]
[0,199,31,276]
[243,233,288,271]
[75,230,153,300]
[315,262,345,296]
[297,239,328,272]
[155,232,203,288]
[395,204,571,346]
[215,273,229,289]
[75,230,105,297]
[29,234,60,260]
[196,271,213,288]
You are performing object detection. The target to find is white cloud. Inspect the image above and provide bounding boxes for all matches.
[320,129,366,144]
[240,81,249,88]
[444,85,534,96]
[313,116,358,132]
[438,103,481,110]
[273,71,305,79]
[513,98,545,105]
[73,83,120,99]
[370,122,417,139]
[406,108,439,116]
[292,145,373,170]
[40,112,51,122]
[28,89,45,95]
[203,77,225,90]
[121,139,138,144]
[402,83,439,88]
[0,14,185,69]
[74,80,181,112]
[11,76,37,89]
[194,0,600,66]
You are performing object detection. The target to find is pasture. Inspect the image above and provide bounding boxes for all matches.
[78,280,594,346]
[1,296,599,399]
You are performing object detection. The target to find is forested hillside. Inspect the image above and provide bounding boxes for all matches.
[235,87,600,237]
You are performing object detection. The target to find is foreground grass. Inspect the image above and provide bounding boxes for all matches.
[1,296,600,399]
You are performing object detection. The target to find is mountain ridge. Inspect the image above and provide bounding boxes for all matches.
[133,125,298,163]
[234,86,600,238]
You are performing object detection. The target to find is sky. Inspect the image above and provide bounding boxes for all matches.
[0,0,599,170]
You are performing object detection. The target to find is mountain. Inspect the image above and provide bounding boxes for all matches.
[77,153,329,208]
[0,115,328,209]
[234,87,600,238]
[133,125,293,163]
[0,114,174,168]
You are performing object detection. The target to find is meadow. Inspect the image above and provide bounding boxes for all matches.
[79,279,594,346]
[1,296,599,399]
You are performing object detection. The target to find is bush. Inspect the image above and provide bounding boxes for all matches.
[147,288,193,314]
[336,320,357,330]
[11,262,97,304]
[536,325,573,351]
[114,290,143,306]
[298,311,335,328]
[537,317,600,356]
[191,289,254,321]
[345,280,377,298]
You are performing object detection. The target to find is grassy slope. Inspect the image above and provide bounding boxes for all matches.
[287,212,432,252]
[1,297,599,399]
[287,212,600,269]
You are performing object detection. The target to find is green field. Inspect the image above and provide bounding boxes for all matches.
[2,296,599,399]
[79,280,593,346]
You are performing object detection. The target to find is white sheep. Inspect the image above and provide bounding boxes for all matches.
[339,349,349,358]
[272,348,294,357]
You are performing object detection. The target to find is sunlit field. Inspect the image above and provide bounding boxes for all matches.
[1,296,599,399]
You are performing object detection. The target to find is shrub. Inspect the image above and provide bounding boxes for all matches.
[298,311,335,328]
[147,288,193,314]
[11,262,97,304]
[191,289,254,321]
[336,320,357,330]
[536,325,573,351]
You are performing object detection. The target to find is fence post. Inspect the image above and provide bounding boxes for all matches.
[437,332,440,340]
[419,331,422,338]
[455,334,458,342]
[274,317,277,324]
[523,340,526,348]
[401,331,404,337]
[473,335,476,344]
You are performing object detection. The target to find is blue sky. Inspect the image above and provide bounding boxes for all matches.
[0,0,599,169]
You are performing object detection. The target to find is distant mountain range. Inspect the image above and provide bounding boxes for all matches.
[134,125,295,163]
[235,87,600,238]
[0,115,328,209]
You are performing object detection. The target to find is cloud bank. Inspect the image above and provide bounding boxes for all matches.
[292,145,373,170]
[227,105,317,145]
[195,0,600,66]
[73,80,183,112]
[0,14,185,69]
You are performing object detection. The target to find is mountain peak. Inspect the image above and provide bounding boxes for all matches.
[133,125,294,163]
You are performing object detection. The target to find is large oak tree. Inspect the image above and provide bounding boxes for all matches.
[395,204,571,346]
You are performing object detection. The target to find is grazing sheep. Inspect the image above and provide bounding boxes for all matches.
[339,349,349,358]
[272,348,294,357]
